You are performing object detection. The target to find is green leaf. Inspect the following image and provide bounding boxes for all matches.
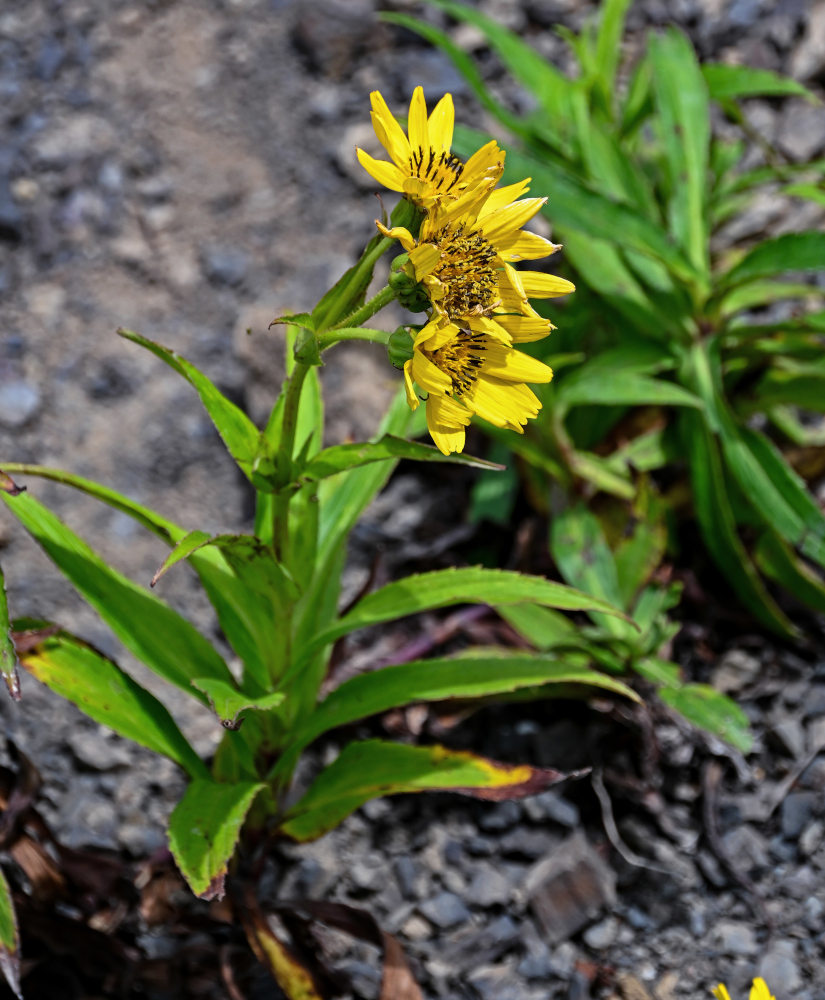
[469,443,518,526]
[192,678,285,729]
[500,148,700,282]
[649,29,710,277]
[19,627,208,779]
[703,63,815,102]
[0,563,19,701]
[755,531,825,615]
[549,502,632,638]
[168,779,265,897]
[117,329,265,487]
[312,566,630,653]
[718,280,820,317]
[784,182,825,207]
[569,450,636,500]
[279,740,584,841]
[557,373,701,409]
[0,464,271,692]
[0,867,21,1000]
[721,232,825,289]
[680,409,794,636]
[1,491,234,699]
[286,652,637,764]
[594,0,634,103]
[495,603,578,649]
[634,656,681,689]
[294,434,502,486]
[659,683,752,753]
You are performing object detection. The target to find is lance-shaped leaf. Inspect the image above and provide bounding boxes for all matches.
[293,434,502,487]
[680,409,794,636]
[703,63,814,102]
[279,740,586,841]
[720,232,825,289]
[168,779,266,898]
[557,373,701,409]
[117,329,266,487]
[659,684,752,753]
[0,491,234,699]
[649,29,710,277]
[0,464,280,693]
[754,530,825,616]
[305,567,630,657]
[0,563,20,701]
[192,678,285,729]
[18,627,208,779]
[274,653,638,782]
[0,867,21,1000]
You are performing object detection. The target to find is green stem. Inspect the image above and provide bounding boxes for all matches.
[330,284,396,334]
[317,326,392,352]
[272,360,310,561]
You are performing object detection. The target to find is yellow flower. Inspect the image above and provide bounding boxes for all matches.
[356,86,505,209]
[402,315,555,455]
[713,979,776,1000]
[379,180,574,344]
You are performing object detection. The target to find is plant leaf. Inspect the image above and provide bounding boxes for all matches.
[754,530,825,615]
[0,563,20,701]
[703,63,815,102]
[311,567,629,653]
[117,329,266,487]
[18,626,208,779]
[168,779,265,897]
[557,373,701,409]
[0,868,21,1000]
[192,678,285,729]
[721,232,825,288]
[659,684,752,752]
[649,28,710,277]
[279,740,586,841]
[495,604,578,649]
[594,0,634,103]
[294,434,502,487]
[0,491,234,699]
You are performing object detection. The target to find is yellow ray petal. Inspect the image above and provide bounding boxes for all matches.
[376,222,416,252]
[481,343,554,384]
[496,231,561,261]
[415,318,460,351]
[494,313,556,343]
[357,148,407,193]
[750,981,775,1000]
[412,348,452,395]
[479,197,547,244]
[403,360,420,411]
[407,86,429,155]
[712,987,732,1000]
[479,179,532,216]
[369,90,410,163]
[463,139,506,186]
[427,93,454,154]
[409,243,442,280]
[519,272,576,298]
[426,393,470,454]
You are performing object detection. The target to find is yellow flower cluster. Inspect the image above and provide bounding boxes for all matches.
[713,978,776,1000]
[357,86,574,454]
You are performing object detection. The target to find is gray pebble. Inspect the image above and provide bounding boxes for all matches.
[0,379,40,428]
[465,864,512,908]
[479,799,521,832]
[758,940,801,991]
[583,916,619,950]
[711,919,759,957]
[782,791,817,839]
[419,891,471,929]
[202,246,248,286]
[522,790,579,827]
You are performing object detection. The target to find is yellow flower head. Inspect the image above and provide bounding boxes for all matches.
[713,979,776,1000]
[402,316,555,455]
[356,86,505,209]
[381,179,573,453]
[380,179,574,344]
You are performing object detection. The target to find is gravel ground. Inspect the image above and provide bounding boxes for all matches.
[1,1,825,997]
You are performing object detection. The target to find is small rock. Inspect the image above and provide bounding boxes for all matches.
[711,919,759,957]
[202,245,248,286]
[400,914,431,941]
[758,940,801,991]
[499,826,551,859]
[522,790,580,827]
[0,379,40,428]
[31,113,116,166]
[802,895,824,931]
[776,103,825,163]
[781,791,817,839]
[769,718,806,758]
[418,891,471,929]
[393,856,420,901]
[712,650,761,693]
[799,820,823,857]
[721,824,770,874]
[526,832,617,944]
[790,1,825,79]
[465,864,512,908]
[478,799,522,832]
[583,916,619,950]
[67,729,132,771]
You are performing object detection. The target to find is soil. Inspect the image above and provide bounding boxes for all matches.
[1,1,824,998]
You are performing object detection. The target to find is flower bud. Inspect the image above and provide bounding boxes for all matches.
[389,254,430,313]
[387,326,415,369]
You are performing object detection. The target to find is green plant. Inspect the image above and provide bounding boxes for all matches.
[392,0,825,637]
[0,88,640,998]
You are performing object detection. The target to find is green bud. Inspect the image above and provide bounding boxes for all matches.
[389,254,430,313]
[387,326,415,369]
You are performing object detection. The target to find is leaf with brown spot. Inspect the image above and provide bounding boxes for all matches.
[0,470,24,496]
